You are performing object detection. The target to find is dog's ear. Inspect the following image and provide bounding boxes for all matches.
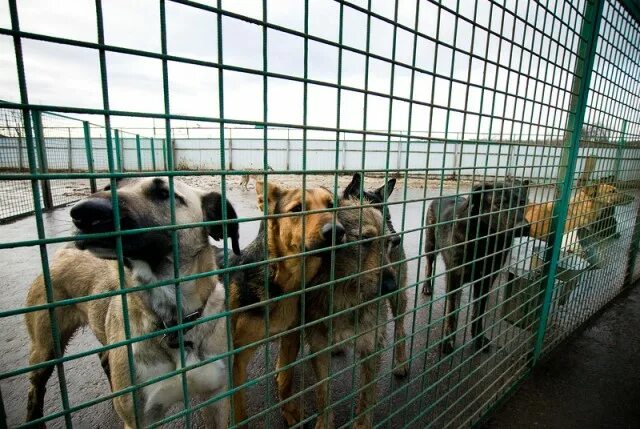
[343,173,362,199]
[375,178,396,201]
[583,184,599,198]
[202,192,241,255]
[255,181,282,213]
[470,183,495,210]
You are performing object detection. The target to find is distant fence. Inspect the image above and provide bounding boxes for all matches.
[3,137,640,183]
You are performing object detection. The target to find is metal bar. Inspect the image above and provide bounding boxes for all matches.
[32,111,53,210]
[135,134,142,171]
[82,121,97,193]
[532,0,606,365]
[114,128,122,172]
[150,137,157,171]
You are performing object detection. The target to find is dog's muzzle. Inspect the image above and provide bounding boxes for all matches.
[71,197,116,233]
[320,222,346,247]
[514,220,531,238]
[379,267,397,295]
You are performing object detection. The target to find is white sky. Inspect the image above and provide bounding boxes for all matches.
[0,0,636,141]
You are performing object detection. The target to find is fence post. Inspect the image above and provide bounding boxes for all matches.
[341,132,347,170]
[614,120,626,180]
[162,139,168,170]
[531,0,604,365]
[114,129,122,172]
[67,127,73,171]
[135,134,142,171]
[229,128,233,170]
[83,121,97,194]
[150,137,157,171]
[17,132,24,171]
[32,111,53,210]
[286,128,291,170]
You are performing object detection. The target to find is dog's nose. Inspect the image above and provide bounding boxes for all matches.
[514,221,531,237]
[71,198,114,232]
[380,267,397,295]
[389,233,401,247]
[321,222,345,244]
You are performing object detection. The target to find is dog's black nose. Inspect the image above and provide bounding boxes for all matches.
[71,198,114,232]
[380,267,397,295]
[389,233,401,247]
[321,222,345,244]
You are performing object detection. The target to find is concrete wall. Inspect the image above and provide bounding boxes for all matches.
[2,137,640,182]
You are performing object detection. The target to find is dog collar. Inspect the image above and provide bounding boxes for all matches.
[160,308,204,349]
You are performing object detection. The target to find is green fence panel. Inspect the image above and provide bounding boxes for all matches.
[1,0,639,428]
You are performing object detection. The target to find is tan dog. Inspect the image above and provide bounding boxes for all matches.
[526,182,631,240]
[218,181,344,427]
[25,177,240,428]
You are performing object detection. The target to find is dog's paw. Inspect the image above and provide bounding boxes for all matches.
[281,403,302,427]
[392,360,409,377]
[421,281,433,296]
[440,339,455,355]
[474,335,492,352]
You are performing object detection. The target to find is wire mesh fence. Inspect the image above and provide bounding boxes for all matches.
[0,0,639,428]
[0,109,166,220]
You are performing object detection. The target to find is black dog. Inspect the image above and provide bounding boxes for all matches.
[421,181,530,354]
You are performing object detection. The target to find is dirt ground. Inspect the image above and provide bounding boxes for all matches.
[0,175,636,428]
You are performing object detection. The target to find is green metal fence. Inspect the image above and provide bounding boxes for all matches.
[1,0,639,428]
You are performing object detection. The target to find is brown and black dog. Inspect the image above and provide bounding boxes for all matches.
[218,181,344,426]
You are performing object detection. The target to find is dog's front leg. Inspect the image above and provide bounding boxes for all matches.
[442,270,462,355]
[354,334,381,429]
[232,346,256,428]
[471,277,493,352]
[310,349,334,429]
[388,290,408,377]
[275,331,302,426]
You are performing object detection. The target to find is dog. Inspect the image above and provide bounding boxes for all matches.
[276,197,397,428]
[342,172,408,376]
[525,181,633,242]
[586,175,633,241]
[217,181,344,426]
[239,165,273,191]
[421,181,530,354]
[25,177,240,428]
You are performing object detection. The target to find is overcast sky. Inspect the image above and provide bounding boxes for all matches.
[0,0,635,141]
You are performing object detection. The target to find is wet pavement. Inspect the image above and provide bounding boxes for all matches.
[0,177,637,428]
[484,284,640,429]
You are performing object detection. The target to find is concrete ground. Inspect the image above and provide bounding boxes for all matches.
[484,284,640,429]
[0,175,637,428]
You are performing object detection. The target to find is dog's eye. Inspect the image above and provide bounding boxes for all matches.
[289,203,302,213]
[327,200,334,208]
[152,187,170,200]
[361,235,374,247]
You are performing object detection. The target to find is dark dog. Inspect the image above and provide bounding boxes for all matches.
[587,175,633,241]
[276,197,397,428]
[421,181,530,354]
[342,172,408,376]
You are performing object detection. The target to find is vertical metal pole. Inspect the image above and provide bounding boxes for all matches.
[135,134,142,171]
[162,138,168,170]
[32,111,53,210]
[83,121,97,193]
[17,132,24,171]
[341,131,347,170]
[229,128,233,170]
[286,128,291,170]
[67,127,73,171]
[150,137,157,170]
[532,0,604,365]
[396,136,402,171]
[614,120,626,180]
[114,129,122,172]
[624,201,640,287]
